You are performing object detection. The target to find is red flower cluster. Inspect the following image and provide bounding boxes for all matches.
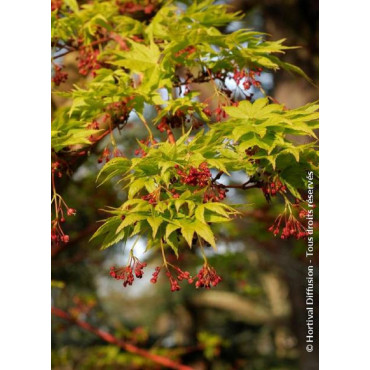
[141,191,158,205]
[296,201,316,219]
[151,265,193,292]
[77,48,101,76]
[52,64,68,86]
[51,229,70,244]
[87,120,100,130]
[97,147,123,164]
[51,159,76,245]
[268,213,308,240]
[203,186,228,203]
[215,104,227,122]
[262,179,287,197]
[134,138,157,157]
[203,107,212,117]
[98,147,111,164]
[233,67,262,90]
[67,208,76,216]
[51,161,77,246]
[172,265,193,283]
[195,264,222,289]
[116,0,156,15]
[166,271,181,292]
[157,111,191,132]
[106,97,133,126]
[175,162,211,188]
[110,258,147,287]
[150,266,161,284]
[51,205,76,245]
[157,117,169,133]
[245,146,258,157]
[148,262,223,292]
[52,161,63,178]
[169,188,180,199]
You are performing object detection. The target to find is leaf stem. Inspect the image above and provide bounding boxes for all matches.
[136,112,154,143]
[160,239,168,269]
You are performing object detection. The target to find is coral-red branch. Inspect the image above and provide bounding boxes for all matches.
[51,307,193,370]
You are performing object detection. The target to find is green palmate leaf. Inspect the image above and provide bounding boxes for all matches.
[205,214,231,223]
[147,216,163,238]
[207,158,230,175]
[181,223,195,248]
[116,214,148,233]
[265,155,277,170]
[166,231,179,257]
[194,221,216,249]
[202,203,235,218]
[128,177,147,199]
[52,0,318,263]
[269,56,314,83]
[195,205,205,223]
[159,160,177,176]
[155,201,168,214]
[175,199,186,212]
[144,178,158,193]
[130,220,147,237]
[237,132,279,153]
[109,41,160,72]
[97,157,131,185]
[166,223,181,239]
[51,127,104,152]
[90,216,126,250]
[102,229,126,250]
[186,201,196,216]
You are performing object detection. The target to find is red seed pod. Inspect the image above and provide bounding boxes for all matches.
[195,264,222,289]
[67,208,76,216]
[110,258,147,287]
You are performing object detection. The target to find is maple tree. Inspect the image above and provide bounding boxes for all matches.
[52,0,318,293]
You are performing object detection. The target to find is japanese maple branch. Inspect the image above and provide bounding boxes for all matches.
[213,174,262,190]
[52,37,110,60]
[57,116,120,160]
[221,182,261,190]
[211,171,224,183]
[52,31,131,60]
[51,307,193,370]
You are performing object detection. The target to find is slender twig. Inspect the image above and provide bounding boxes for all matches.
[222,183,260,190]
[51,307,193,370]
[51,36,111,60]
[53,49,74,60]
[136,112,154,143]
[52,32,129,61]
[212,174,262,191]
[211,171,224,183]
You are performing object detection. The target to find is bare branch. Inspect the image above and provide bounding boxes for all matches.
[51,307,193,370]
